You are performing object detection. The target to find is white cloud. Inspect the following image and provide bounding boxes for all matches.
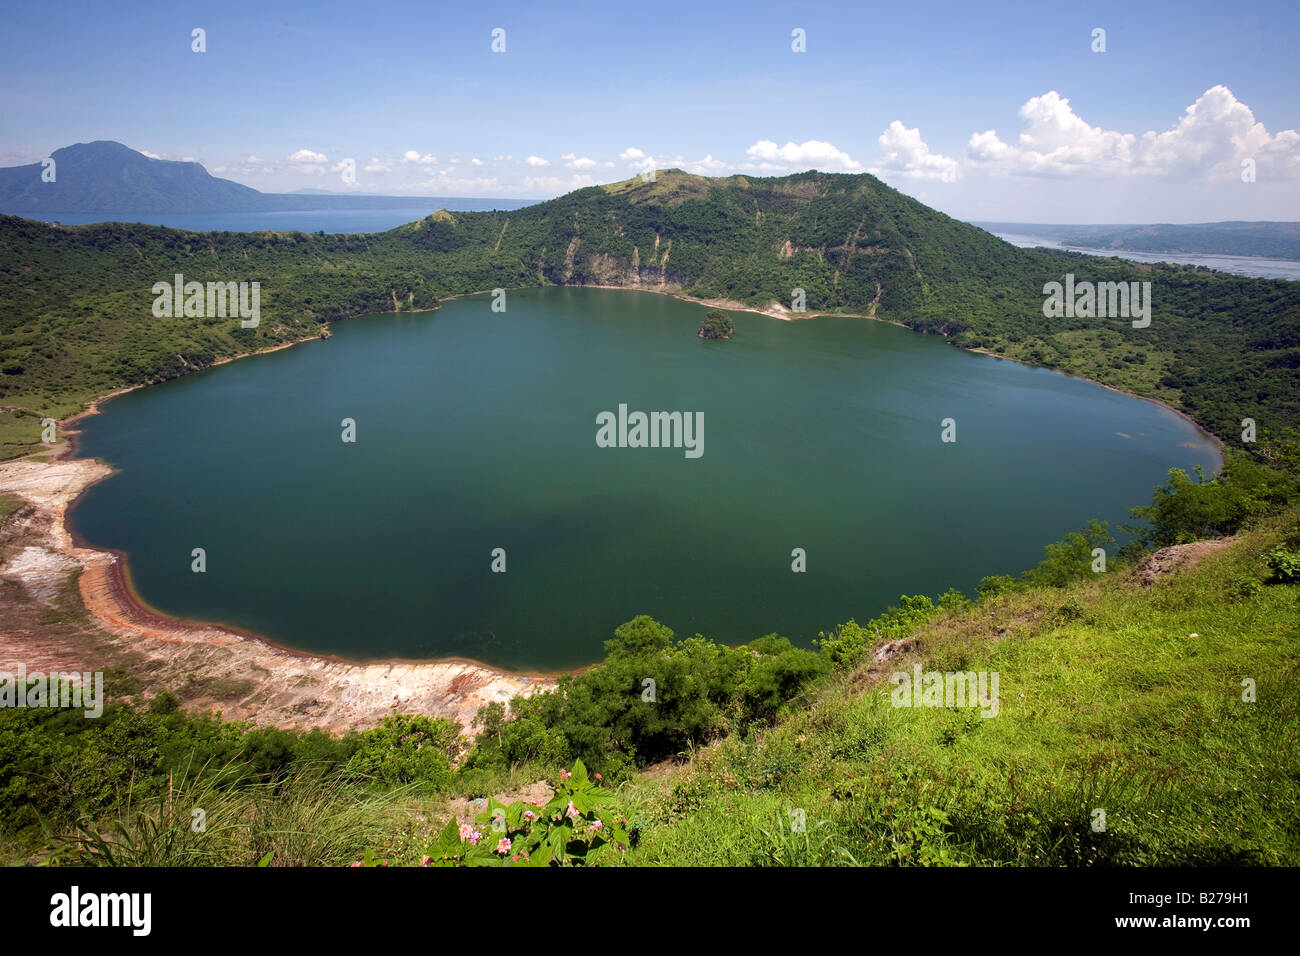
[470,157,484,166]
[743,139,863,172]
[363,157,389,173]
[525,155,550,167]
[564,154,598,169]
[400,172,501,193]
[966,85,1300,180]
[619,147,646,160]
[138,149,161,160]
[523,173,596,192]
[876,121,961,181]
[402,150,437,165]
[286,148,328,174]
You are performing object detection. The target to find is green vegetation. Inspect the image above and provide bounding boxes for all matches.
[413,760,630,866]
[697,308,734,339]
[462,617,826,780]
[3,168,1297,459]
[4,435,1297,865]
[3,168,1297,864]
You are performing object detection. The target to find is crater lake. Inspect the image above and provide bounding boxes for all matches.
[66,287,1221,671]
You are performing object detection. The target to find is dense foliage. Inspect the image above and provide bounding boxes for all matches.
[462,616,827,779]
[697,308,734,339]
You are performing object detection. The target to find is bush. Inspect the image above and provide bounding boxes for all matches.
[1021,519,1113,588]
[816,594,944,664]
[478,616,825,776]
[1128,457,1295,548]
[411,760,630,867]
[1265,546,1300,583]
[698,309,734,339]
[345,715,460,788]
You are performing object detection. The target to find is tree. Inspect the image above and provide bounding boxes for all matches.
[698,309,734,340]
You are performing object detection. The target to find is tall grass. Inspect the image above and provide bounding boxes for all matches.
[50,761,409,867]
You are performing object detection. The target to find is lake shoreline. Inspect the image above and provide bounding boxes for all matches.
[959,346,1226,461]
[0,283,1225,729]
[1,406,557,731]
[61,391,563,680]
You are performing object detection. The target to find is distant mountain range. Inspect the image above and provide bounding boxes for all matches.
[975,220,1300,261]
[0,141,518,214]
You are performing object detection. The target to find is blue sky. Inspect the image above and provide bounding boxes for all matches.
[1,0,1297,221]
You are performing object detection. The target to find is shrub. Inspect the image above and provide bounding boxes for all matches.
[345,715,460,788]
[1265,546,1300,583]
[697,309,734,339]
[413,760,629,866]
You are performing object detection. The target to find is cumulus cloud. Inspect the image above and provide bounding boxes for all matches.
[876,121,961,181]
[363,157,389,173]
[525,155,550,167]
[470,157,484,166]
[562,152,598,169]
[285,148,328,174]
[687,154,728,173]
[967,85,1300,180]
[743,139,863,172]
[402,150,437,165]
[619,147,646,160]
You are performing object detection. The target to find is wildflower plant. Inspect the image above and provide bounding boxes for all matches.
[419,760,629,866]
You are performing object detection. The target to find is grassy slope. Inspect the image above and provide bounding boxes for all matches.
[621,509,1300,866]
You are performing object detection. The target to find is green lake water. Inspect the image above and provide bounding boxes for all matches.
[67,287,1221,671]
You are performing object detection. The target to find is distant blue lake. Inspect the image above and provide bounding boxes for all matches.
[991,231,1300,281]
[26,199,535,234]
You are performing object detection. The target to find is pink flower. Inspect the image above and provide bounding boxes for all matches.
[469,831,483,846]
[595,773,602,781]
[511,854,519,862]
[350,861,363,867]
[560,769,571,780]
[420,855,432,867]
[524,810,536,820]
[589,820,604,831]
[496,838,512,854]
[565,802,580,820]
[459,824,474,840]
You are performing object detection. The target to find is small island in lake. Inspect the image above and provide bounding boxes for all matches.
[698,308,734,340]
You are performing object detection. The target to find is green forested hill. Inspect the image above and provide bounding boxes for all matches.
[2,169,1298,456]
